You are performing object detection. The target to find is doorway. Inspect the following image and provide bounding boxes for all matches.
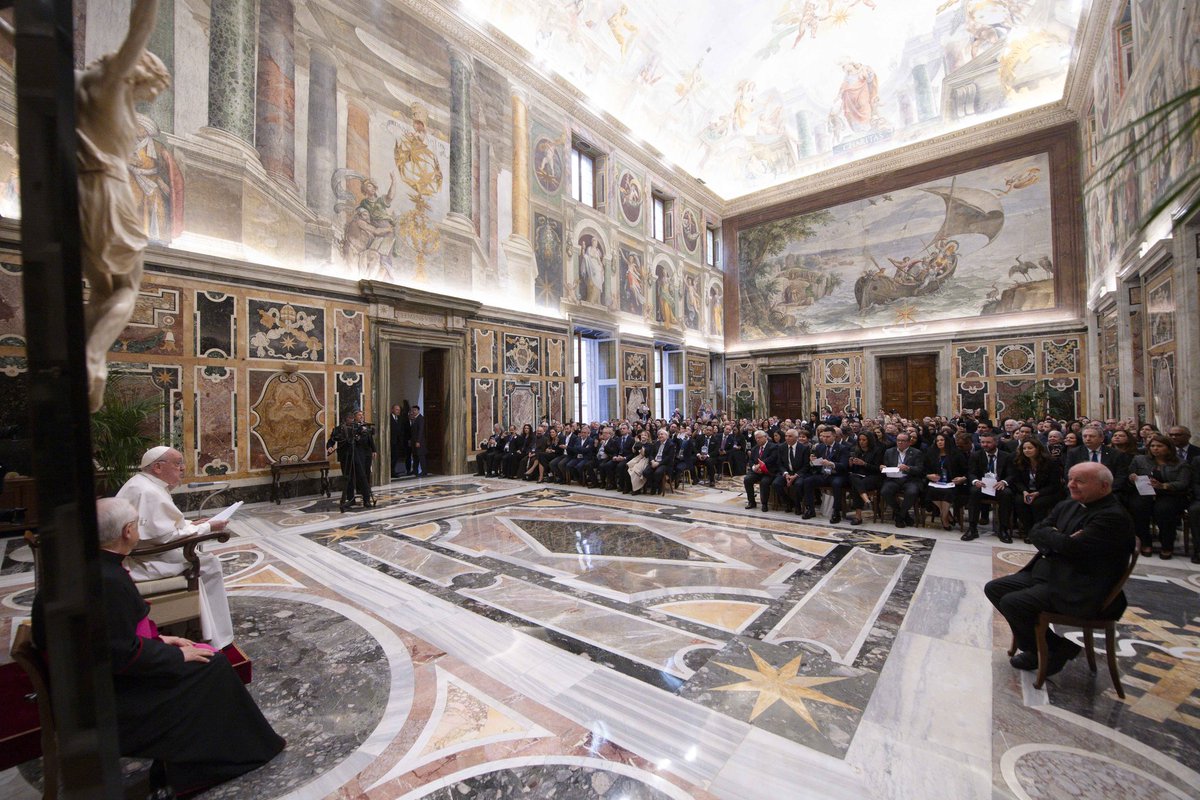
[768,372,808,421]
[389,344,446,475]
[879,354,938,419]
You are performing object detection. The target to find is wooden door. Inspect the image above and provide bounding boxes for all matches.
[768,373,807,421]
[879,354,938,419]
[422,349,445,474]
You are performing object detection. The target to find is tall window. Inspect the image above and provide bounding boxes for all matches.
[573,330,616,423]
[571,145,595,207]
[1115,2,1134,94]
[705,226,719,267]
[653,345,683,418]
[652,195,666,241]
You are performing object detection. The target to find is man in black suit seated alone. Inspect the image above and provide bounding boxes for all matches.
[801,427,850,523]
[985,462,1135,676]
[693,424,721,487]
[642,428,677,495]
[744,430,780,512]
[964,432,1016,543]
[772,427,809,514]
[879,432,925,528]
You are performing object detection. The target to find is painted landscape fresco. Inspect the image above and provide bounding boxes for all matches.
[737,152,1055,341]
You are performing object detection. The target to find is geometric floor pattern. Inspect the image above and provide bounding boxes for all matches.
[1,474,1197,799]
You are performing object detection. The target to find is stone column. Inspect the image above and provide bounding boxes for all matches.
[305,46,338,217]
[447,46,474,219]
[255,0,296,182]
[510,85,530,241]
[207,0,257,142]
[794,110,812,158]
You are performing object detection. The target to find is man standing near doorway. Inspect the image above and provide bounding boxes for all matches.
[389,403,408,478]
[410,404,427,477]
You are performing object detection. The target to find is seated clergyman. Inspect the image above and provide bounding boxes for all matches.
[33,497,285,796]
[116,446,234,648]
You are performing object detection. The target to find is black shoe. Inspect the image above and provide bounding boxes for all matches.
[1192,552,1200,564]
[745,502,757,509]
[998,530,1013,544]
[801,510,816,519]
[961,528,979,541]
[1043,639,1082,677]
[904,514,915,526]
[850,516,864,526]
[760,505,769,512]
[895,517,907,529]
[1009,650,1038,671]
[339,503,348,513]
[829,514,841,524]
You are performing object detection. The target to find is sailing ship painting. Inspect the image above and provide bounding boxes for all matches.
[737,153,1055,341]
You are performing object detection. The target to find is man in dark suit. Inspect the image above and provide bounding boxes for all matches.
[600,424,635,491]
[551,424,580,483]
[1167,426,1200,465]
[1064,427,1130,497]
[389,404,406,478]
[477,424,502,476]
[771,428,809,514]
[743,430,779,512]
[964,432,1016,542]
[879,432,925,528]
[672,431,695,488]
[719,423,745,478]
[984,462,1135,676]
[801,428,850,523]
[693,425,720,486]
[643,429,677,494]
[408,405,427,477]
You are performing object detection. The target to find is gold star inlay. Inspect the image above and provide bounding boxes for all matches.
[319,526,366,543]
[858,532,922,552]
[712,649,857,730]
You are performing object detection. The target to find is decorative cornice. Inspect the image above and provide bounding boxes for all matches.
[359,279,483,316]
[722,103,1078,218]
[1063,0,1115,116]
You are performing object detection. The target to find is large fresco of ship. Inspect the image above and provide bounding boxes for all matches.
[736,152,1054,341]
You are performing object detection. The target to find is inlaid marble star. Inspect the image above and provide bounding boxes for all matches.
[857,532,923,552]
[712,649,857,730]
[319,526,366,543]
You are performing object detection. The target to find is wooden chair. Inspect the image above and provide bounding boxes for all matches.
[10,622,57,800]
[25,530,229,636]
[1008,549,1139,698]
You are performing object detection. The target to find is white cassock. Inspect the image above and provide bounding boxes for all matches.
[115,471,234,648]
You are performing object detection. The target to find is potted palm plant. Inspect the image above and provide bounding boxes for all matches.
[90,376,164,495]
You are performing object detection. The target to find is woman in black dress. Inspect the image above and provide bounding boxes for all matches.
[847,431,885,526]
[923,432,968,530]
[1010,438,1064,538]
[1127,433,1192,558]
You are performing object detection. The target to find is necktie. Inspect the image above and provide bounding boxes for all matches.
[1090,450,1099,463]
[988,455,995,473]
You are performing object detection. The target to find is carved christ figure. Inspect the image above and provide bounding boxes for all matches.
[76,0,169,410]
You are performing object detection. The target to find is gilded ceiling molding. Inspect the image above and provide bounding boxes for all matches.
[1063,0,1115,115]
[722,104,1078,218]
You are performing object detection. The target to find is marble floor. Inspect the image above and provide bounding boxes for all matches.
[1,474,1197,799]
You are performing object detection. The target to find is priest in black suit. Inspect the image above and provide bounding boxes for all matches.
[964,432,1016,542]
[33,498,285,796]
[985,462,1135,676]
[743,430,780,512]
[879,432,925,528]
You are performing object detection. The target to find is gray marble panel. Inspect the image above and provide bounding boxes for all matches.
[900,574,993,650]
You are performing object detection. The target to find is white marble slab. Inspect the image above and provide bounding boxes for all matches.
[900,574,993,651]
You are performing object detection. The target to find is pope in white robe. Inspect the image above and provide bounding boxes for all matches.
[116,446,234,648]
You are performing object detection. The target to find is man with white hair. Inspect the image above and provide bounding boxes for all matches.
[116,446,234,648]
[984,462,1135,677]
[33,497,284,796]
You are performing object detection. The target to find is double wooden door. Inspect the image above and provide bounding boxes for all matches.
[879,354,937,419]
[768,372,808,421]
[422,349,445,474]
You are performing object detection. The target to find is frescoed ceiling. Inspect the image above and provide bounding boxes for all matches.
[456,0,1087,199]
